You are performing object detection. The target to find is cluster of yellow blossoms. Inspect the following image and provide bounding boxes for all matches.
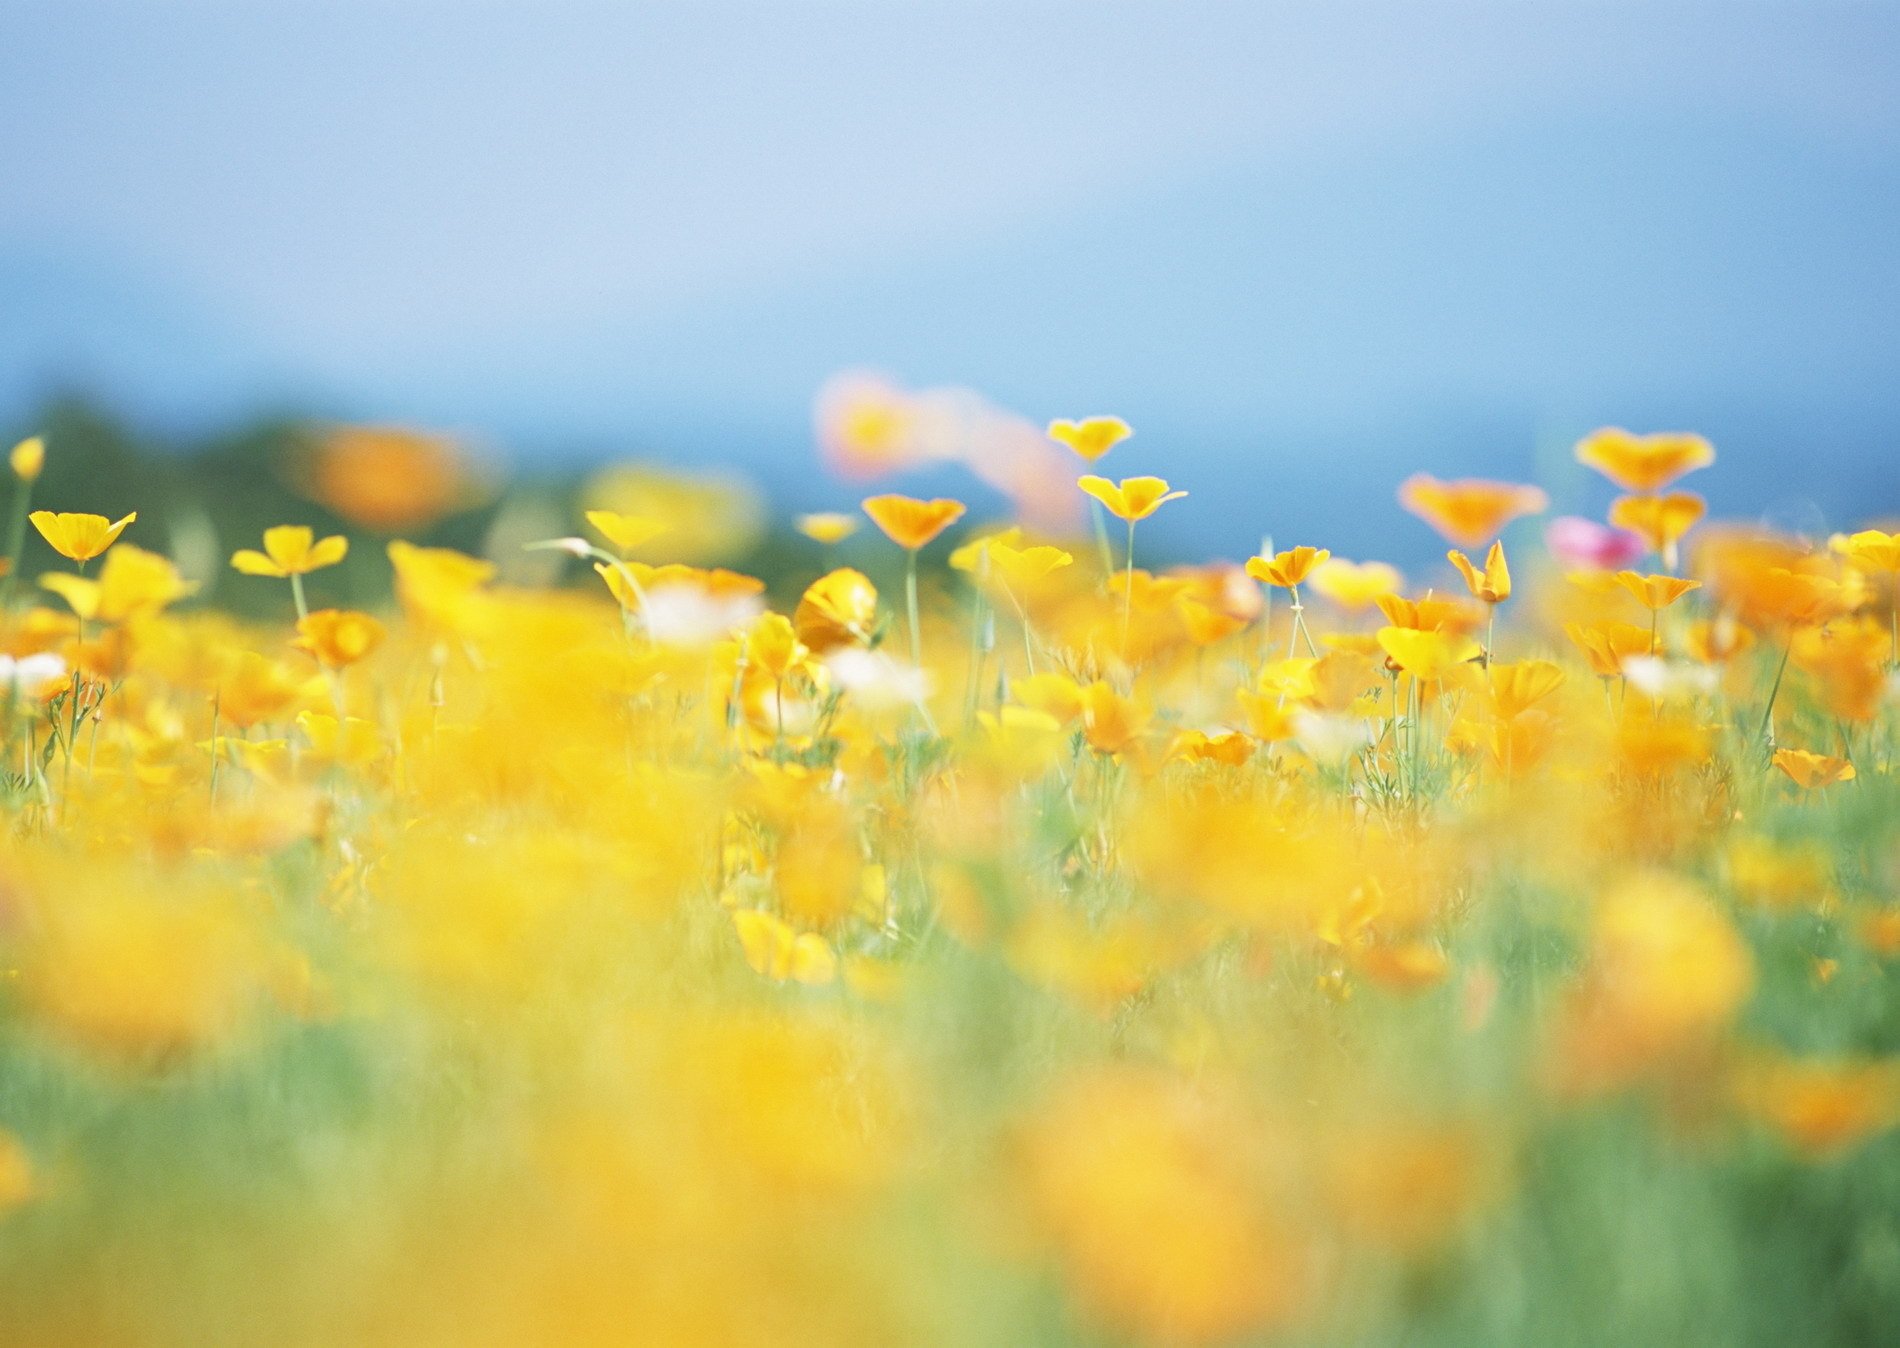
[0,419,1896,1345]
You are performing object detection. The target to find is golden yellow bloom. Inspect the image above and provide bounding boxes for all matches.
[1246,546,1330,589]
[1610,492,1706,554]
[1487,659,1566,717]
[1772,748,1857,790]
[1077,475,1187,523]
[1836,528,1900,573]
[1448,541,1511,604]
[39,543,196,624]
[1576,427,1715,493]
[795,512,860,545]
[387,540,495,635]
[9,436,44,482]
[1376,627,1482,681]
[30,510,136,563]
[294,609,386,668]
[0,1131,37,1215]
[584,509,666,555]
[1397,475,1546,548]
[297,710,384,768]
[985,541,1075,592]
[793,567,878,652]
[1614,571,1702,611]
[1375,592,1481,635]
[861,494,967,550]
[746,612,809,680]
[1310,558,1403,610]
[231,525,349,578]
[732,908,836,984]
[1012,672,1086,725]
[1564,620,1655,677]
[1080,680,1150,754]
[1045,415,1133,462]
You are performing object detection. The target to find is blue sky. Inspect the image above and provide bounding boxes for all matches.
[3,2,1897,554]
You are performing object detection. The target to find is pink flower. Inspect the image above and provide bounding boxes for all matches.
[1546,516,1646,571]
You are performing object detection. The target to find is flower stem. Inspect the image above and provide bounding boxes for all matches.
[905,550,922,667]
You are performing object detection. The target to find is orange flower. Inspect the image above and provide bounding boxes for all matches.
[1609,492,1706,555]
[1564,620,1654,678]
[305,425,469,531]
[1397,475,1547,548]
[30,510,136,563]
[1737,1055,1900,1159]
[1772,748,1856,789]
[1576,427,1714,493]
[294,610,386,669]
[1375,593,1481,635]
[1080,680,1150,754]
[1447,542,1510,605]
[1076,475,1186,523]
[1835,528,1900,573]
[1246,546,1330,590]
[861,494,966,550]
[1613,571,1702,611]
[1046,416,1133,463]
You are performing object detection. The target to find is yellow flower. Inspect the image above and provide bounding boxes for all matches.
[732,909,836,984]
[1836,528,1900,574]
[793,568,878,653]
[1614,571,1701,611]
[388,540,494,635]
[795,512,860,545]
[1772,748,1857,790]
[297,710,385,768]
[294,609,386,668]
[584,509,667,555]
[1398,476,1546,548]
[1609,492,1706,555]
[1076,475,1187,523]
[1309,558,1403,610]
[1046,416,1133,462]
[1576,427,1715,493]
[1080,680,1151,754]
[862,494,966,550]
[30,510,136,563]
[985,541,1075,592]
[1245,546,1330,589]
[9,436,44,482]
[1447,541,1511,604]
[1376,627,1482,681]
[231,525,350,578]
[746,612,809,681]
[1564,620,1655,677]
[39,544,196,624]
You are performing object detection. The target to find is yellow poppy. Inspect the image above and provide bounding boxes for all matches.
[1576,427,1715,493]
[1246,546,1331,589]
[231,525,349,577]
[795,512,860,545]
[1447,541,1511,604]
[861,494,967,550]
[1046,416,1133,462]
[30,510,136,562]
[1397,475,1546,548]
[1076,475,1187,522]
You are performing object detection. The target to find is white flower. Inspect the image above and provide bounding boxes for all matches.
[1291,710,1373,766]
[1621,655,1718,700]
[0,652,66,699]
[640,582,764,647]
[823,648,933,712]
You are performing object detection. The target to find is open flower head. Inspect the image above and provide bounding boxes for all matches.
[31,510,136,563]
[10,436,44,482]
[1247,546,1330,590]
[1610,493,1707,556]
[795,512,860,546]
[1046,416,1133,463]
[862,494,967,550]
[1576,427,1715,493]
[1077,475,1187,523]
[584,510,667,556]
[1398,476,1546,548]
[231,525,349,578]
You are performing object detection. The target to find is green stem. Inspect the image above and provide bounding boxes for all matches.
[289,572,310,623]
[905,550,922,667]
[1755,638,1794,749]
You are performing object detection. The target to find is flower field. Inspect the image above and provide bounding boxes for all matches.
[0,410,1897,1346]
